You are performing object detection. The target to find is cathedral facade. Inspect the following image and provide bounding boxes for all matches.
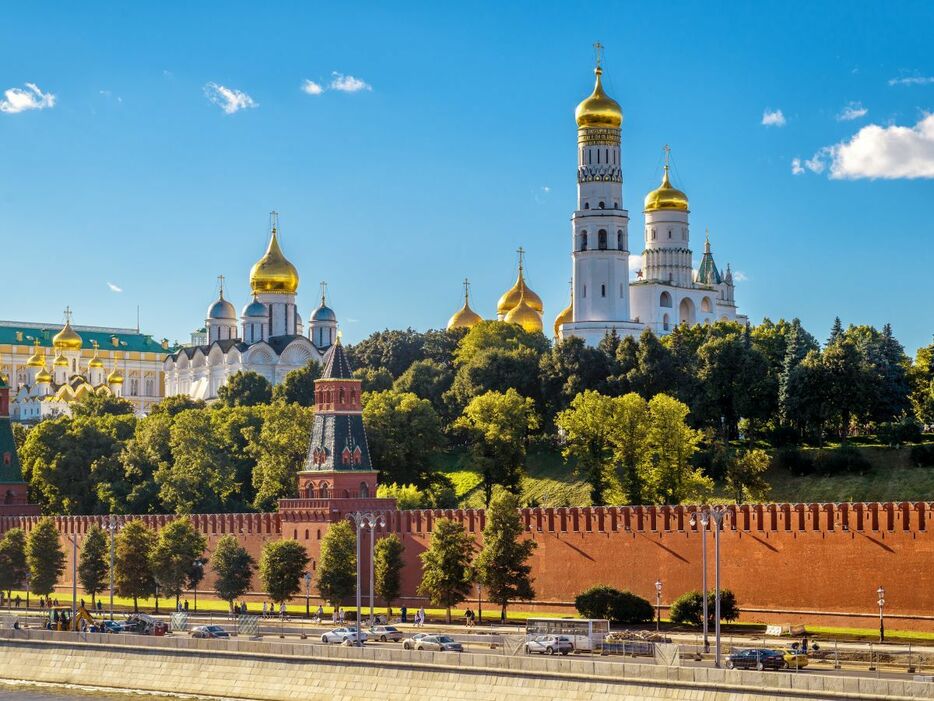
[163,215,338,401]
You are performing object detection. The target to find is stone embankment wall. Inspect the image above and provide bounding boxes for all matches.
[3,501,933,631]
[0,631,930,701]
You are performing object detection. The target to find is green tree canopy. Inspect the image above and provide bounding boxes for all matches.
[540,336,611,422]
[114,519,156,612]
[353,367,394,392]
[78,524,109,603]
[373,533,404,612]
[416,517,475,623]
[556,390,618,505]
[211,534,256,608]
[149,517,207,606]
[148,395,207,417]
[260,540,310,605]
[393,359,453,417]
[249,402,314,511]
[473,492,536,620]
[316,520,356,606]
[272,360,322,406]
[363,390,445,485]
[216,370,273,407]
[454,388,539,505]
[0,528,28,595]
[27,517,65,597]
[71,393,136,418]
[669,589,740,625]
[724,448,771,503]
[644,394,711,504]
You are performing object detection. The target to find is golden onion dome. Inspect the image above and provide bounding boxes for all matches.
[447,283,483,331]
[53,320,83,351]
[497,267,543,317]
[36,367,52,384]
[53,353,69,367]
[644,165,689,213]
[26,342,46,367]
[575,67,623,129]
[88,354,105,369]
[504,292,543,333]
[250,227,299,295]
[107,368,124,384]
[554,301,573,338]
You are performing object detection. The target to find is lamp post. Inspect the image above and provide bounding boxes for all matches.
[348,512,386,641]
[65,532,79,629]
[106,517,117,621]
[304,572,312,619]
[476,582,482,625]
[877,586,886,643]
[192,558,204,613]
[655,580,662,632]
[690,506,726,668]
[368,514,386,626]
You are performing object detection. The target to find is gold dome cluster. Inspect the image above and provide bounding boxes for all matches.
[250,226,299,295]
[575,66,623,129]
[498,251,543,333]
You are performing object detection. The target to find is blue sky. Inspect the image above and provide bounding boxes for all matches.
[2,1,933,353]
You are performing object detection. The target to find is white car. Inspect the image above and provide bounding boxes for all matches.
[524,635,574,655]
[401,633,430,650]
[320,627,368,644]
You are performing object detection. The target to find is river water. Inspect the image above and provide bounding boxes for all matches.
[0,684,239,701]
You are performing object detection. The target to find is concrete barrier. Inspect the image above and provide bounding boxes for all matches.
[0,630,931,700]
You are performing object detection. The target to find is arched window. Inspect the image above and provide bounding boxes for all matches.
[660,291,673,308]
[701,297,713,313]
[360,482,370,498]
[350,389,357,404]
[339,387,345,404]
[581,232,588,251]
[617,230,623,250]
[598,230,607,250]
[600,284,606,297]
[304,529,309,540]
[620,283,624,298]
[2,452,10,465]
[582,285,587,298]
[663,313,670,331]
[598,201,605,209]
[668,229,672,239]
[584,202,590,209]
[652,229,657,240]
[319,483,329,499]
[317,529,321,540]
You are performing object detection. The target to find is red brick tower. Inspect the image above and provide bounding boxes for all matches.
[0,376,39,517]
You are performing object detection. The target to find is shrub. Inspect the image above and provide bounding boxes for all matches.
[813,444,871,475]
[574,585,653,624]
[669,589,739,626]
[877,418,924,447]
[909,444,934,468]
[774,446,814,476]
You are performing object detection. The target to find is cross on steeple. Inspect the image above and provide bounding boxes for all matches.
[319,281,328,304]
[593,42,604,69]
[269,210,279,233]
[462,277,471,302]
[63,306,72,324]
[517,246,526,271]
[217,274,226,297]
[663,144,671,168]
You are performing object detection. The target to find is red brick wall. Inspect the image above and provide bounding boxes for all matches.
[3,501,933,631]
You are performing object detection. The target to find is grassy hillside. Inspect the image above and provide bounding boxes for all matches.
[433,444,934,508]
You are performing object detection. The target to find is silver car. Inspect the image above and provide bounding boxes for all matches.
[414,634,463,652]
[320,627,367,644]
[524,635,574,655]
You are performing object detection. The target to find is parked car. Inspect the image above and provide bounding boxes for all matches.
[726,648,788,670]
[192,625,230,639]
[122,614,168,636]
[401,633,430,650]
[524,635,574,656]
[369,625,403,642]
[321,627,367,644]
[97,621,126,634]
[414,635,463,652]
[781,648,809,668]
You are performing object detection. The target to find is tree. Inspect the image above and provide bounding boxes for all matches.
[669,589,740,625]
[375,483,425,510]
[315,521,356,607]
[148,394,206,417]
[575,585,654,623]
[212,405,265,511]
[77,525,109,604]
[556,391,617,505]
[211,535,256,610]
[272,360,322,407]
[627,329,678,399]
[539,337,611,422]
[249,403,314,511]
[260,540,310,605]
[454,389,539,505]
[216,370,272,407]
[0,528,28,597]
[473,492,536,621]
[157,409,237,513]
[452,320,549,368]
[724,449,771,503]
[363,391,445,485]
[373,534,405,614]
[644,394,711,504]
[347,328,430,378]
[416,518,475,623]
[149,518,207,608]
[353,367,394,392]
[106,412,171,515]
[71,393,136,418]
[114,519,156,612]
[393,359,453,417]
[447,347,542,412]
[26,517,65,597]
[612,393,651,505]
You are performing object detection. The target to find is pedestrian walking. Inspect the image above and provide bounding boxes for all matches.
[418,607,426,627]
[802,636,809,654]
[280,602,286,619]
[338,607,344,624]
[183,600,189,612]
[262,601,267,619]
[316,605,323,623]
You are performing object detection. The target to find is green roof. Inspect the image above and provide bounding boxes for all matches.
[0,321,177,354]
[0,417,24,483]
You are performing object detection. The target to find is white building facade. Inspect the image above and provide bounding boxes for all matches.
[557,61,746,344]
[163,216,338,401]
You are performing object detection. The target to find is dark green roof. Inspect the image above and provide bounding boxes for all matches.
[0,321,176,354]
[0,417,24,484]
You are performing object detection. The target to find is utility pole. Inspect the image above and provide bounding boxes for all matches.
[107,517,117,621]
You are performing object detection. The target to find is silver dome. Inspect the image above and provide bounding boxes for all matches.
[241,298,268,318]
[312,303,337,323]
[207,296,237,320]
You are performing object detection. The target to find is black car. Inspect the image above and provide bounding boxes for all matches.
[726,648,787,670]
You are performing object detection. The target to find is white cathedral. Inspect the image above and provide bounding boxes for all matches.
[163,215,337,400]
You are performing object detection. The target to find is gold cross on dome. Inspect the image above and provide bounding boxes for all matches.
[663,144,671,167]
[63,306,72,323]
[269,210,279,233]
[463,277,471,301]
[516,246,526,270]
[593,42,604,68]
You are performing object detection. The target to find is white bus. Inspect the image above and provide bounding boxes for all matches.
[525,618,610,652]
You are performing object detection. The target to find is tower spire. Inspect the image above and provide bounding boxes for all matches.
[269,210,279,234]
[319,280,328,305]
[63,306,72,324]
[593,41,604,71]
[516,246,526,273]
[217,274,226,298]
[463,277,471,303]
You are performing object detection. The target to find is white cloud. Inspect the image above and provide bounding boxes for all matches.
[888,75,934,86]
[761,109,786,127]
[797,114,934,179]
[203,82,257,114]
[541,186,550,193]
[302,80,324,95]
[0,83,56,114]
[329,72,371,92]
[107,282,123,293]
[791,158,805,175]
[629,255,643,278]
[837,101,867,121]
[732,271,749,282]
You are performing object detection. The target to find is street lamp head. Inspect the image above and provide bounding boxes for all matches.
[655,579,662,592]
[877,585,885,597]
